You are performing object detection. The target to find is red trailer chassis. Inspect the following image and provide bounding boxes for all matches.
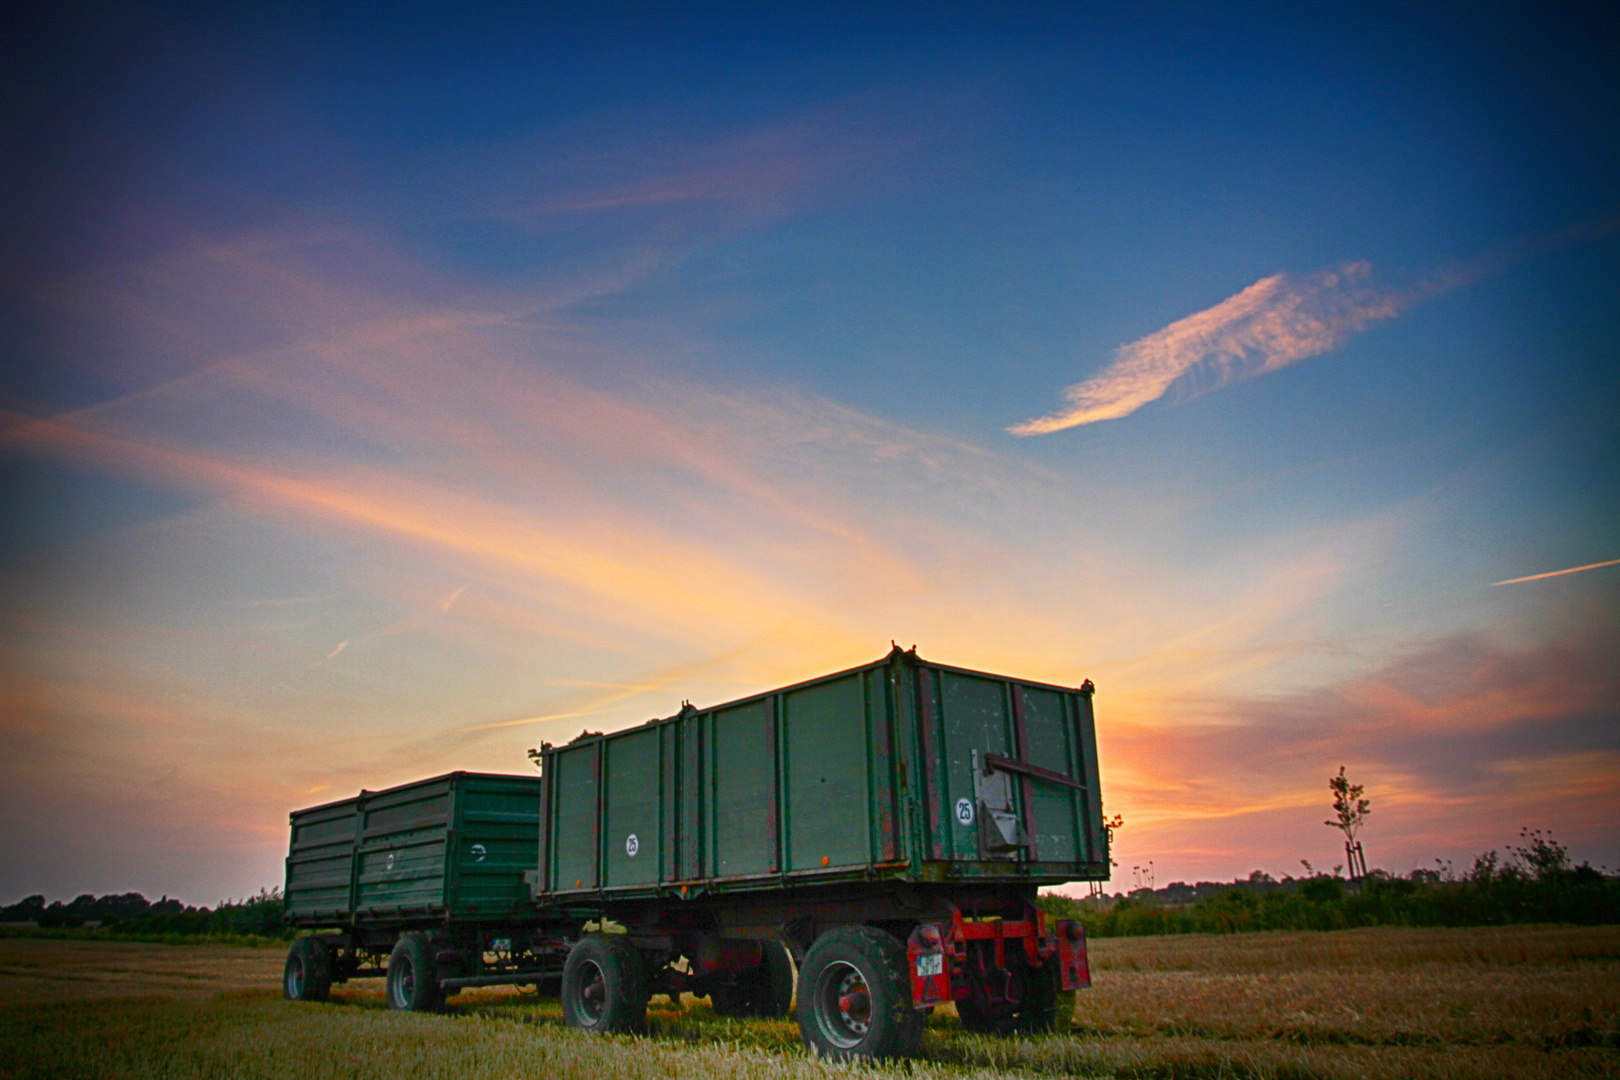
[906,902,1089,1009]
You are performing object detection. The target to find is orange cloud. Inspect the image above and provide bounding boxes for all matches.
[2,414,856,646]
[1095,620,1620,879]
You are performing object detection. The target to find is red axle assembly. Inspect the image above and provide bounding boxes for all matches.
[905,903,1090,1009]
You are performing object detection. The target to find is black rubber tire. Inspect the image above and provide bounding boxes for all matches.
[712,940,795,1018]
[386,932,444,1012]
[796,926,923,1060]
[283,937,332,1002]
[957,960,1059,1035]
[956,991,1014,1034]
[1014,961,1060,1034]
[710,981,749,1016]
[561,934,649,1034]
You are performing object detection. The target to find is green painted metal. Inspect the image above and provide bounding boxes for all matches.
[285,771,542,925]
[939,671,1009,860]
[604,729,660,888]
[713,700,774,877]
[535,648,1107,903]
[550,748,596,891]
[1023,686,1079,863]
[786,673,869,871]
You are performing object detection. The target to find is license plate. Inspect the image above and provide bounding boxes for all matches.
[915,953,944,977]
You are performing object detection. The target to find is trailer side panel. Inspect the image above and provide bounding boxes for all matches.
[285,772,542,926]
[533,649,1108,903]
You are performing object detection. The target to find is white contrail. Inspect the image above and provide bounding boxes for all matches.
[440,582,472,613]
[307,639,350,670]
[1492,559,1620,586]
[1010,263,1402,435]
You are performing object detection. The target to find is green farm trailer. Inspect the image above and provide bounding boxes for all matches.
[281,646,1107,1058]
[281,771,559,1007]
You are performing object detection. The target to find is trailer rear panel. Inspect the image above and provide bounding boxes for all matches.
[535,649,1106,902]
[285,771,543,925]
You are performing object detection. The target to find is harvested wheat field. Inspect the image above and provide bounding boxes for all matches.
[0,925,1616,1079]
[0,938,286,1006]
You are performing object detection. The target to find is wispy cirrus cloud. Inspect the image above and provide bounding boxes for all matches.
[531,129,827,216]
[508,90,944,226]
[1011,262,1403,434]
[0,225,1374,712]
[1012,212,1620,436]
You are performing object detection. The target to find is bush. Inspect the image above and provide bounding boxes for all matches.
[1039,832,1620,938]
[0,888,291,942]
[1298,876,1343,904]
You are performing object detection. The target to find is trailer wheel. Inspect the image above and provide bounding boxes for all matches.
[1016,962,1061,1034]
[561,934,649,1034]
[958,960,1059,1034]
[712,940,795,1018]
[386,932,444,1012]
[797,927,922,1060]
[283,937,332,1002]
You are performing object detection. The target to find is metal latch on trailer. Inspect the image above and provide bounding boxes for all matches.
[971,747,1090,859]
[971,748,1027,856]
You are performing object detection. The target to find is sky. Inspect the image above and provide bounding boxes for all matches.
[1,2,1616,905]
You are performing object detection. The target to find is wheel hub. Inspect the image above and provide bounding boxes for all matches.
[837,974,871,1032]
[578,961,606,1021]
[814,961,873,1048]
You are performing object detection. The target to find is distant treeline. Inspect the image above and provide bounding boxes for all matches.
[1039,833,1618,936]
[0,888,288,939]
[7,834,1613,945]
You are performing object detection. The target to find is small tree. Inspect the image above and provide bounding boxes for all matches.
[1508,828,1569,882]
[1325,767,1371,879]
[1091,811,1125,898]
[1103,812,1124,849]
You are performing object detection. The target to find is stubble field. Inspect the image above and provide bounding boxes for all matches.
[0,924,1615,1079]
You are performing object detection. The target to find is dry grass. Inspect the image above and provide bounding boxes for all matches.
[0,925,1615,1079]
[1078,925,1620,1048]
[0,938,283,1005]
[0,995,903,1080]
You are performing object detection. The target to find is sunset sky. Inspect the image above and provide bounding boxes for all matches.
[2,4,1616,906]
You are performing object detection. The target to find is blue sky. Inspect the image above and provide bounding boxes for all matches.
[2,2,1616,903]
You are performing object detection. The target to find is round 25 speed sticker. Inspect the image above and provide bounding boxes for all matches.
[956,798,974,826]
[626,833,640,857]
